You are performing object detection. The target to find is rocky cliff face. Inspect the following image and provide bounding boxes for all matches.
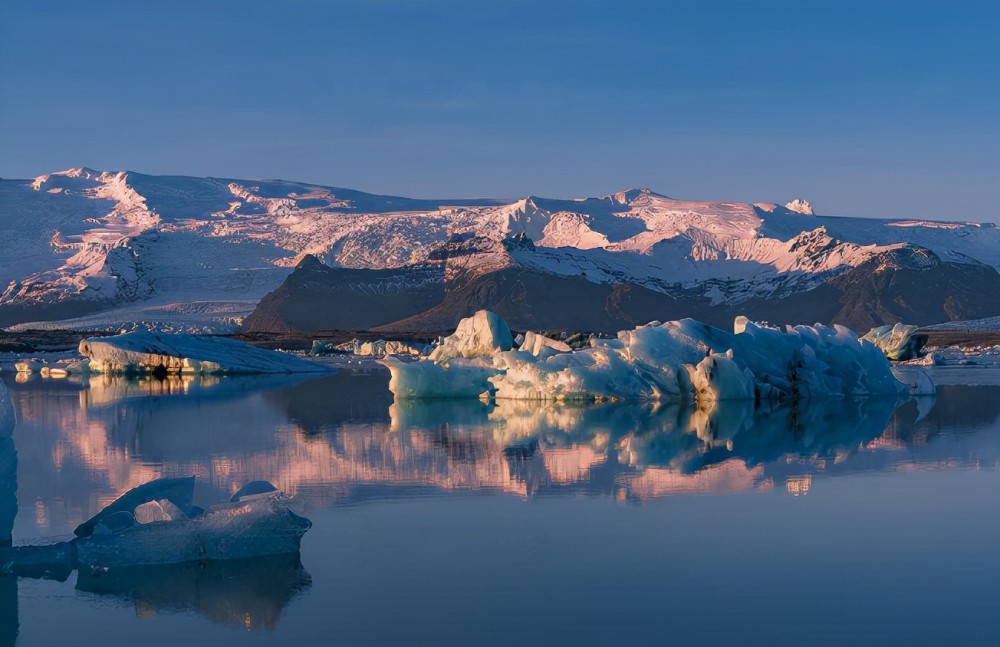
[244,243,1000,334]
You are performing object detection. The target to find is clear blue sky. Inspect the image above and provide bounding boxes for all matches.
[1,0,997,221]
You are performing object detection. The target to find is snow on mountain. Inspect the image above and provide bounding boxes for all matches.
[1,168,999,330]
[784,198,814,215]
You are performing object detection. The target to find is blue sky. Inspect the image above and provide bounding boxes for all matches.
[1,0,997,221]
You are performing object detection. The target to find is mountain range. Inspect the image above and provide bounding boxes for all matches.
[2,168,999,333]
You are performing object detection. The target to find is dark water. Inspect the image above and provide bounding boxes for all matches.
[1,370,999,646]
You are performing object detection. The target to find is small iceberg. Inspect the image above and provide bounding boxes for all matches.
[312,338,425,357]
[78,330,329,375]
[861,323,928,361]
[1,476,311,576]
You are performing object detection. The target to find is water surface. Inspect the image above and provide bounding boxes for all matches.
[2,370,998,646]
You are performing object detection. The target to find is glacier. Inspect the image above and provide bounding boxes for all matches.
[78,330,328,375]
[3,168,1000,332]
[384,310,910,404]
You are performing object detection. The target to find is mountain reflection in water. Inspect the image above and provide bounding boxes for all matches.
[4,370,998,541]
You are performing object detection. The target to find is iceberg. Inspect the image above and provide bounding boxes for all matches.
[428,309,514,362]
[310,338,425,357]
[861,323,928,361]
[1,476,311,575]
[384,311,911,404]
[78,330,328,375]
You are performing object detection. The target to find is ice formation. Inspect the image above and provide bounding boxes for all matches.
[519,331,572,357]
[384,312,910,404]
[73,476,311,569]
[861,323,928,361]
[0,476,311,574]
[78,330,328,374]
[312,338,424,357]
[428,310,514,361]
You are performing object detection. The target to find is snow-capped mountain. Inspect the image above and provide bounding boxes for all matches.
[2,168,999,332]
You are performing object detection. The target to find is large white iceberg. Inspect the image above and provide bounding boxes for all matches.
[383,312,910,404]
[79,331,328,375]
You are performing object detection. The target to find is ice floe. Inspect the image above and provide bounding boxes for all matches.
[78,331,328,375]
[1,476,311,576]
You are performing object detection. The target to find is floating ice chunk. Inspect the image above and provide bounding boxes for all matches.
[862,324,928,361]
[78,330,327,375]
[312,339,424,357]
[72,476,311,569]
[428,310,514,362]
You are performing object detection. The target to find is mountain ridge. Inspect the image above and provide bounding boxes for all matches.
[3,167,999,332]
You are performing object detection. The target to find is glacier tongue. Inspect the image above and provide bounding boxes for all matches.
[384,311,910,404]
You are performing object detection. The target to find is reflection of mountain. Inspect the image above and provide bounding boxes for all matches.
[4,373,1000,538]
[76,553,310,631]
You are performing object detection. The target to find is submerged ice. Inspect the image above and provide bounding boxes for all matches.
[383,310,912,404]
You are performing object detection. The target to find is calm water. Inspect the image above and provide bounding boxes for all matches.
[1,369,999,646]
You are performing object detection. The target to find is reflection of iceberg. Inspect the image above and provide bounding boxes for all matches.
[76,553,310,631]
[9,370,998,517]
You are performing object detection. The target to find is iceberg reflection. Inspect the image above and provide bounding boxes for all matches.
[3,374,999,535]
[76,553,311,631]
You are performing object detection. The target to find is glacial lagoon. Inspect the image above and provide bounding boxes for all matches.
[2,369,999,646]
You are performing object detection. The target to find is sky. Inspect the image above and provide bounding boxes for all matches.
[1,0,998,221]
